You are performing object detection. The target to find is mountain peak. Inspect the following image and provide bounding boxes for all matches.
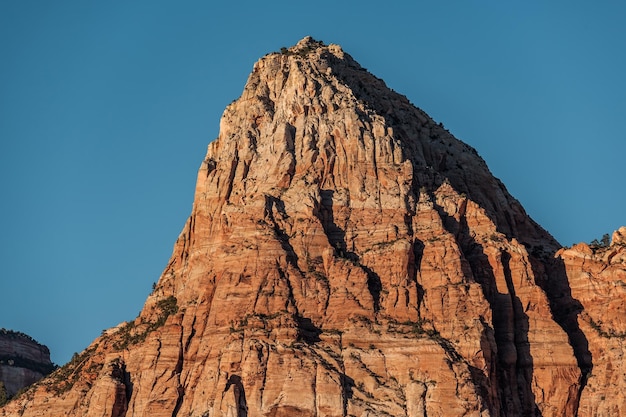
[4,40,626,417]
[292,35,327,51]
[277,36,341,58]
[233,36,552,251]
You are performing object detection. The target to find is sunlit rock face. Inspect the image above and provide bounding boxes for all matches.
[3,37,624,417]
[556,227,626,417]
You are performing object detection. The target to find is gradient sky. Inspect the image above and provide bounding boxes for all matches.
[1,1,624,365]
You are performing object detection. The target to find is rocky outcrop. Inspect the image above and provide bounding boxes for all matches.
[0,329,55,399]
[2,37,624,416]
[556,227,626,416]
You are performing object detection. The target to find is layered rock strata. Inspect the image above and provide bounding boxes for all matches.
[2,37,623,417]
[0,330,55,399]
[557,227,626,416]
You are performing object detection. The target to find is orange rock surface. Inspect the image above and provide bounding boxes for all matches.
[2,37,624,417]
[556,227,626,416]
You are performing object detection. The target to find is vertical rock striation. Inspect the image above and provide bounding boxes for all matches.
[2,37,624,416]
[556,227,626,416]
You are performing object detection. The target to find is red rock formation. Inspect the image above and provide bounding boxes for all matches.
[0,330,55,399]
[557,227,626,416]
[2,37,624,417]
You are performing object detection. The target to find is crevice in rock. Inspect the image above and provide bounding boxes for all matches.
[466,243,540,416]
[430,199,541,416]
[280,123,297,188]
[184,316,196,353]
[149,339,163,393]
[534,256,592,415]
[361,264,381,312]
[275,263,300,321]
[411,238,425,312]
[264,195,300,269]
[171,327,185,417]
[171,386,184,417]
[315,189,347,256]
[121,362,133,411]
[340,373,354,417]
[107,359,132,417]
[204,157,216,176]
[224,149,239,203]
[295,316,322,344]
[224,375,248,417]
[313,189,383,312]
[501,251,539,416]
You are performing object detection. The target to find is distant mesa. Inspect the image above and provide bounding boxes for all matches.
[0,329,56,404]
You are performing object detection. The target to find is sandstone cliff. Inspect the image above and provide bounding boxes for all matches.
[556,227,626,416]
[0,329,55,400]
[2,37,624,417]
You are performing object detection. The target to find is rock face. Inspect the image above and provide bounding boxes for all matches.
[0,329,55,399]
[556,227,626,417]
[2,37,624,416]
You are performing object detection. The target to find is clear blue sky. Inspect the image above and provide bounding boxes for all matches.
[1,1,624,365]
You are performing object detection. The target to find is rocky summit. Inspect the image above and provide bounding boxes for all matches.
[2,37,625,417]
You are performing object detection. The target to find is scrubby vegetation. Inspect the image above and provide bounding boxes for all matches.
[590,233,611,249]
[44,344,101,396]
[278,37,325,58]
[0,329,43,345]
[587,316,626,339]
[113,296,178,350]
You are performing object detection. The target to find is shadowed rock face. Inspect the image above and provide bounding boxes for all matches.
[0,330,55,398]
[2,37,624,417]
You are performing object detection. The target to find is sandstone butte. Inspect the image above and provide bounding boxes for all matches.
[2,37,625,417]
[0,330,55,400]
